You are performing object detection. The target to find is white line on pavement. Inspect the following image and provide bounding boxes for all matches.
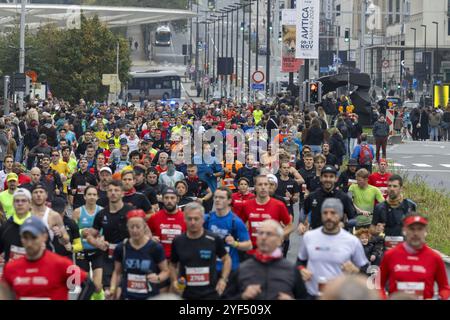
[412,163,433,167]
[440,164,450,168]
[392,163,405,167]
[397,169,450,173]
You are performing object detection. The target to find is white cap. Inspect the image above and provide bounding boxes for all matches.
[99,166,112,174]
[267,174,278,185]
[13,188,32,201]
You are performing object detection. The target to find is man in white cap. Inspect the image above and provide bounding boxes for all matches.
[297,198,368,299]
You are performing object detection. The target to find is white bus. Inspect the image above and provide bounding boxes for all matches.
[127,70,181,101]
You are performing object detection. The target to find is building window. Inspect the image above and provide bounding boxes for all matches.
[336,4,341,16]
[389,0,393,25]
[396,0,400,23]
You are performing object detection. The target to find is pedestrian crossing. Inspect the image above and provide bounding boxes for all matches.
[390,163,450,169]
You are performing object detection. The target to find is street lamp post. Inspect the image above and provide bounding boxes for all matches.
[265,0,271,98]
[432,21,439,78]
[411,27,416,83]
[241,3,246,101]
[421,24,427,85]
[248,1,252,101]
[255,0,259,71]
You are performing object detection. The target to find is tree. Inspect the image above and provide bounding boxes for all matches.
[0,15,131,102]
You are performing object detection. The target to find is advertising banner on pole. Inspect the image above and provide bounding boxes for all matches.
[281,9,304,73]
[296,0,320,59]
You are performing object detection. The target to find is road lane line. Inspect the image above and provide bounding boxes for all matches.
[412,163,432,167]
[440,164,450,168]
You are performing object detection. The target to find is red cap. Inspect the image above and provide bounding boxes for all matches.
[231,124,237,129]
[127,209,146,221]
[379,159,388,165]
[403,215,428,227]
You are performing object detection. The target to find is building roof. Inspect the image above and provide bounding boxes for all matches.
[0,3,196,29]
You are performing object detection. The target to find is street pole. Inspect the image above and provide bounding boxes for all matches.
[411,27,416,84]
[116,41,120,102]
[213,19,216,88]
[230,8,234,99]
[4,76,10,115]
[360,0,366,73]
[241,4,246,101]
[265,0,270,98]
[18,0,26,112]
[236,6,240,93]
[195,3,199,85]
[432,21,439,78]
[289,0,295,86]
[248,1,252,101]
[255,0,259,71]
[189,0,193,80]
[421,24,427,86]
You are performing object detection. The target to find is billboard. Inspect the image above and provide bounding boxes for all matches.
[296,0,320,59]
[281,9,303,73]
[434,84,449,108]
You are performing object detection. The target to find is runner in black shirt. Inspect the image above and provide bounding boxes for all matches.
[275,162,300,216]
[85,180,133,291]
[97,166,113,207]
[337,159,359,192]
[305,154,326,194]
[146,167,165,208]
[295,146,313,171]
[170,202,231,300]
[322,142,340,170]
[51,196,81,258]
[133,165,158,212]
[121,170,152,218]
[70,157,97,209]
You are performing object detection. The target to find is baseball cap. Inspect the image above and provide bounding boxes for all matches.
[31,183,48,193]
[99,166,112,175]
[321,165,337,176]
[39,133,47,140]
[403,215,428,227]
[7,173,18,182]
[20,216,47,237]
[347,159,359,167]
[379,159,388,165]
[120,138,128,145]
[162,187,178,196]
[13,188,31,201]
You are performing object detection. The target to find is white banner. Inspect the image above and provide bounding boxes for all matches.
[296,0,320,59]
[281,9,296,25]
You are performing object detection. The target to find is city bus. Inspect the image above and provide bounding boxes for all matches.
[154,26,172,47]
[127,70,181,101]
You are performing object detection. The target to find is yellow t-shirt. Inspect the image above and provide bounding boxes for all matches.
[253,110,263,125]
[51,161,69,194]
[0,190,15,219]
[95,131,110,150]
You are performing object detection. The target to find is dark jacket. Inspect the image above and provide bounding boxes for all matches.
[329,134,346,160]
[303,126,324,146]
[349,121,363,139]
[223,256,308,300]
[39,123,58,147]
[372,199,417,237]
[372,120,390,138]
[303,187,357,230]
[234,166,260,188]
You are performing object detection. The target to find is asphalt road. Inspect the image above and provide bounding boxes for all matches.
[387,140,450,190]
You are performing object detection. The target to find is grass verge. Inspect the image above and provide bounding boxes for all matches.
[402,174,450,255]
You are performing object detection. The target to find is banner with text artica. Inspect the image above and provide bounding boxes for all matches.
[295,0,320,59]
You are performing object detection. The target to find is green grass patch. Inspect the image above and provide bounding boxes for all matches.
[402,175,450,255]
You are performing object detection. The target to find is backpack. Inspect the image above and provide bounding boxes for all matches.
[359,143,373,166]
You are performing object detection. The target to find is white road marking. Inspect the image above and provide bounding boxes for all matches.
[392,163,405,167]
[440,164,450,168]
[397,169,450,173]
[401,156,414,159]
[412,163,432,167]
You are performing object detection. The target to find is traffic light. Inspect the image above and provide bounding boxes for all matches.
[397,82,401,90]
[344,29,350,42]
[269,22,272,31]
[240,22,244,31]
[383,81,387,91]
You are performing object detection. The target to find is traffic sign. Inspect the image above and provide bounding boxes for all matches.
[252,83,265,91]
[382,60,389,69]
[252,71,265,84]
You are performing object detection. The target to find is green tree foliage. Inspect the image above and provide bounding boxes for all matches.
[0,15,131,102]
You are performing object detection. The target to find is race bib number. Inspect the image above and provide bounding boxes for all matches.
[384,236,404,250]
[250,221,261,237]
[108,244,118,260]
[127,274,150,294]
[161,228,182,244]
[185,267,210,286]
[397,282,425,300]
[77,185,87,195]
[379,187,388,197]
[9,245,26,261]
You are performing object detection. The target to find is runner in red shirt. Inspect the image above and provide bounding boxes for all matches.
[236,175,293,254]
[147,188,186,259]
[368,159,392,199]
[231,177,255,214]
[1,216,89,300]
[379,214,450,300]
